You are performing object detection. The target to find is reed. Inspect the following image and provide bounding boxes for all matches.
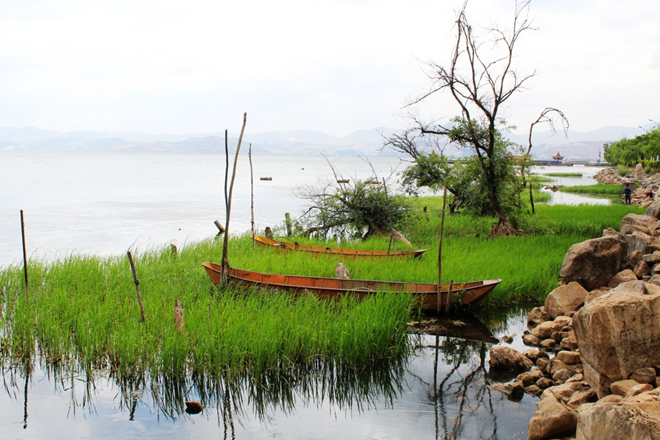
[542,172,583,177]
[559,184,623,195]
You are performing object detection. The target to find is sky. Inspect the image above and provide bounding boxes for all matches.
[0,0,658,138]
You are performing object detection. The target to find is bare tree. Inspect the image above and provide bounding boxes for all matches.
[388,1,561,235]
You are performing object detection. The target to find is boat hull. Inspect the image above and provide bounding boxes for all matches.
[202,262,500,312]
[252,235,426,258]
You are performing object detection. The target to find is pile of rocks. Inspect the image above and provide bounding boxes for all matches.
[489,198,660,439]
[593,165,659,207]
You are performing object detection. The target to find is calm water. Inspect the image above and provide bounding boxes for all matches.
[0,153,605,439]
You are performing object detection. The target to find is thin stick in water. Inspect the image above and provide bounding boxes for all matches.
[20,210,29,300]
[249,143,255,242]
[437,183,448,313]
[127,251,146,323]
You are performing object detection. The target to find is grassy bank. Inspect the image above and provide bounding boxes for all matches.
[559,184,622,195]
[0,201,645,378]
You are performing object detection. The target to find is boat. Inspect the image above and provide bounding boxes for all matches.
[252,235,427,259]
[202,262,501,312]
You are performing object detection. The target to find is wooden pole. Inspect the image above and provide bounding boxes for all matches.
[437,184,448,313]
[20,210,29,300]
[249,143,255,243]
[382,177,396,255]
[445,279,454,313]
[214,220,225,234]
[285,213,292,236]
[221,113,248,288]
[127,251,146,323]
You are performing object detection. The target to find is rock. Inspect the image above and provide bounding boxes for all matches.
[634,260,652,278]
[528,390,578,440]
[554,316,573,327]
[560,235,627,290]
[584,287,610,304]
[532,321,561,340]
[536,377,554,389]
[523,349,548,363]
[624,233,651,266]
[335,263,350,279]
[645,282,660,295]
[649,274,660,286]
[646,198,660,219]
[643,251,660,265]
[517,368,544,386]
[501,334,513,343]
[527,306,550,327]
[620,213,658,236]
[603,227,618,236]
[576,389,660,440]
[636,163,644,180]
[560,333,579,351]
[573,290,660,398]
[540,338,556,349]
[523,334,541,346]
[567,389,598,408]
[536,358,549,371]
[545,282,588,319]
[611,280,648,294]
[488,346,533,372]
[553,368,573,383]
[630,367,657,384]
[627,383,654,397]
[524,384,543,396]
[607,269,638,288]
[557,351,581,365]
[490,380,524,400]
[185,400,204,414]
[610,379,639,396]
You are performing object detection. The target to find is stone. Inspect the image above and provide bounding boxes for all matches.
[488,346,533,372]
[557,351,582,365]
[335,262,350,279]
[636,163,644,180]
[573,290,660,398]
[646,198,660,219]
[537,358,549,371]
[631,367,657,384]
[528,391,578,440]
[517,368,544,386]
[645,282,660,295]
[559,235,627,291]
[553,368,573,383]
[635,260,652,278]
[532,321,561,340]
[523,349,548,363]
[540,338,556,349]
[527,306,550,327]
[607,269,638,288]
[603,227,618,236]
[584,287,610,304]
[610,379,639,396]
[624,234,651,266]
[567,389,598,409]
[523,334,540,346]
[490,380,524,400]
[536,377,554,389]
[643,251,660,265]
[621,213,658,236]
[542,381,591,402]
[554,316,573,328]
[627,383,654,397]
[560,334,579,351]
[524,385,543,396]
[576,389,660,440]
[610,280,648,295]
[649,274,660,286]
[545,282,588,319]
[500,334,513,343]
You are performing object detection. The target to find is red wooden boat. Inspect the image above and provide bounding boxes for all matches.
[202,262,501,312]
[252,235,426,259]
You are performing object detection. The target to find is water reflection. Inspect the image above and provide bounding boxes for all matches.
[1,311,537,439]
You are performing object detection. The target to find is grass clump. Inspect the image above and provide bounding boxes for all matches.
[542,172,583,177]
[559,184,623,195]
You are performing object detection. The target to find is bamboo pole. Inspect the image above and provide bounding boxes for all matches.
[127,251,146,323]
[221,113,248,288]
[437,184,448,313]
[249,143,255,243]
[20,210,29,300]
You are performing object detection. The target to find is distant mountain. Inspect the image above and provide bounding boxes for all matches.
[0,125,648,160]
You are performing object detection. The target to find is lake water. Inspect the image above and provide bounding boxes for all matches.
[0,152,608,268]
[0,153,607,439]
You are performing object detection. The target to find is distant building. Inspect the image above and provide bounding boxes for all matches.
[552,152,564,162]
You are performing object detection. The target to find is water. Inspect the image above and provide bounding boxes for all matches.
[535,164,611,206]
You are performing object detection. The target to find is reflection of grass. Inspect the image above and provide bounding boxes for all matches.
[559,184,622,195]
[543,172,583,177]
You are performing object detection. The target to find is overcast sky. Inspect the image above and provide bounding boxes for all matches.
[1,0,658,137]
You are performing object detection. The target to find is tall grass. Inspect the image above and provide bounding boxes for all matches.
[559,184,622,195]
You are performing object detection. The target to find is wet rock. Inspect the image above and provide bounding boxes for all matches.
[489,346,533,372]
[527,306,550,327]
[525,384,543,396]
[532,321,561,340]
[536,377,554,389]
[185,400,204,414]
[523,348,548,363]
[540,338,556,349]
[517,368,544,386]
[491,380,524,400]
[523,334,540,346]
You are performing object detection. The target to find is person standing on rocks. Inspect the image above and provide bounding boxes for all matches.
[624,183,632,205]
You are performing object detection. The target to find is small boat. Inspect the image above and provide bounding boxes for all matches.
[252,235,427,259]
[202,262,501,312]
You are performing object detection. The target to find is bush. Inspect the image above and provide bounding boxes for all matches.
[616,164,629,176]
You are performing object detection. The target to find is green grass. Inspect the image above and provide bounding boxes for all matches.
[559,184,623,195]
[542,172,583,177]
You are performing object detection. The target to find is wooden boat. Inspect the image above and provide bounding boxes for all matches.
[202,262,501,312]
[252,235,427,259]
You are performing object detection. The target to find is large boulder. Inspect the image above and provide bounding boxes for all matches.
[560,235,627,290]
[527,389,578,440]
[572,289,660,397]
[544,282,588,318]
[576,389,660,440]
[620,213,659,236]
[646,198,660,219]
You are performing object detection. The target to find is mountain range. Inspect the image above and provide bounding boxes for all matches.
[0,125,650,160]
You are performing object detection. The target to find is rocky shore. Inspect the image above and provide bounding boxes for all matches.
[489,181,660,439]
[593,164,659,207]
